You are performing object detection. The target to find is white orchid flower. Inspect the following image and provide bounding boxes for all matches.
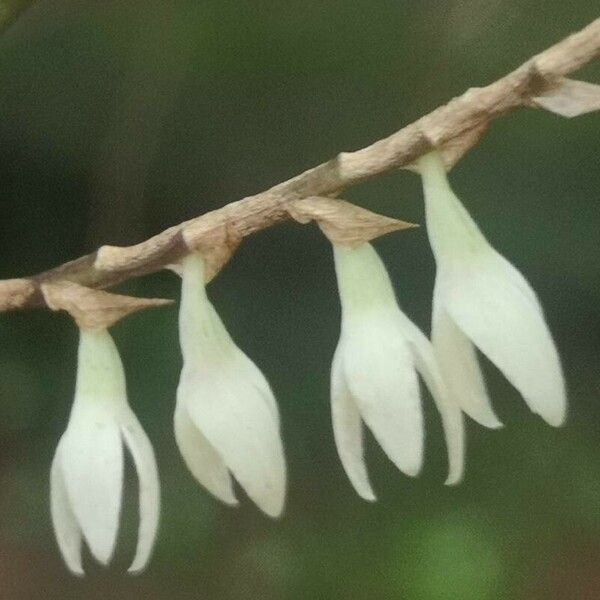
[175,252,286,518]
[331,242,464,500]
[50,328,160,575]
[417,151,566,428]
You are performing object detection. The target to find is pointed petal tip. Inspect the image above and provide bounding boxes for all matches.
[89,542,116,567]
[241,475,286,519]
[68,565,85,578]
[127,536,159,574]
[127,563,146,576]
[199,480,240,507]
[260,501,285,520]
[222,493,240,507]
[402,457,424,479]
[540,406,567,428]
[444,472,464,487]
[347,474,377,503]
[128,560,149,576]
[444,454,465,487]
[358,488,377,503]
[536,389,567,428]
[254,479,287,519]
[468,410,504,430]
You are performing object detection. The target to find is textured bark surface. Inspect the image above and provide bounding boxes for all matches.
[0,18,599,320]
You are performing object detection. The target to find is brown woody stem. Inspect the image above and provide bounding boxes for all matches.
[1,18,599,313]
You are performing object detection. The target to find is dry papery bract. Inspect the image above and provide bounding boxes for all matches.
[175,220,243,280]
[532,78,600,117]
[94,219,242,284]
[402,121,490,174]
[42,281,172,330]
[0,19,598,314]
[288,197,416,246]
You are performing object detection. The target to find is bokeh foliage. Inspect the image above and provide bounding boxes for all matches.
[0,2,599,598]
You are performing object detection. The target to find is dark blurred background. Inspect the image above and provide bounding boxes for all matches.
[0,1,599,598]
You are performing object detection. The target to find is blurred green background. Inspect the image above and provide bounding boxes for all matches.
[0,2,599,598]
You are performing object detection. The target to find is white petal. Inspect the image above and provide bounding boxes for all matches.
[120,412,160,574]
[332,243,424,478]
[330,347,376,501]
[231,347,280,427]
[179,255,278,427]
[419,151,566,427]
[174,399,237,506]
[396,312,465,485]
[60,416,124,565]
[445,251,567,426]
[339,316,424,478]
[177,252,286,517]
[179,368,286,518]
[419,152,501,429]
[432,280,502,429]
[50,440,83,576]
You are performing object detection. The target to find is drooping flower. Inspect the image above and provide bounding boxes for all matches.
[175,252,286,518]
[331,242,464,500]
[50,328,160,575]
[417,151,566,428]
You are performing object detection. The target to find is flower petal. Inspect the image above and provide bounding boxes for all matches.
[60,416,124,565]
[179,369,286,518]
[121,412,161,574]
[174,399,237,506]
[339,316,424,478]
[420,151,502,429]
[445,251,567,426]
[231,348,280,428]
[419,151,566,427]
[50,440,83,576]
[432,280,502,429]
[177,252,286,517]
[396,312,465,485]
[331,347,376,501]
[332,243,424,478]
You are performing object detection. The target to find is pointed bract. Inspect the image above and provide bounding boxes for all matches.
[418,151,567,428]
[176,252,286,518]
[50,329,160,575]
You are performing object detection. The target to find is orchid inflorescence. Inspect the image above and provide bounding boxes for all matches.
[47,151,566,574]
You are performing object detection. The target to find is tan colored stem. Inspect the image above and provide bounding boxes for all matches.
[1,18,599,313]
[0,0,36,34]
